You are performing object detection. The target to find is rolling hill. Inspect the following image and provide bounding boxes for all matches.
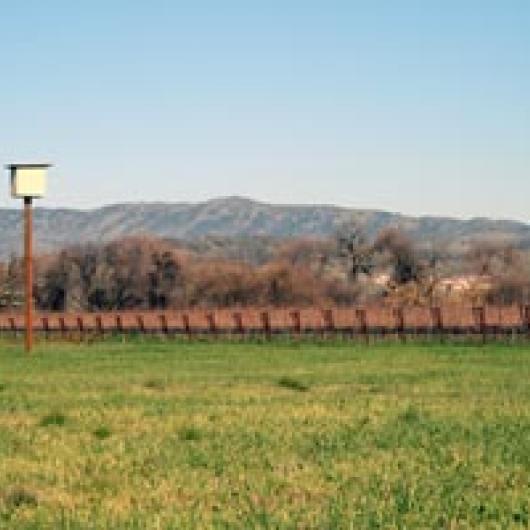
[0,196,528,258]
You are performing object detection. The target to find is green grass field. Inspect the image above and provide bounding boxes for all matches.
[0,339,528,529]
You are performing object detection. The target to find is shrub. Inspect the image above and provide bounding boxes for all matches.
[40,412,67,427]
[277,377,309,392]
[144,378,167,391]
[3,487,38,509]
[93,426,112,439]
[179,427,203,442]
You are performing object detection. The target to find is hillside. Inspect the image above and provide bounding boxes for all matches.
[0,196,528,258]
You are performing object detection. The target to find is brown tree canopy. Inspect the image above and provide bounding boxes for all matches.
[1,230,528,311]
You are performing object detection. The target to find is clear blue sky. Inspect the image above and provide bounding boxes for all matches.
[0,1,528,221]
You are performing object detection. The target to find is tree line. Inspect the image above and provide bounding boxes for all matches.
[1,225,529,311]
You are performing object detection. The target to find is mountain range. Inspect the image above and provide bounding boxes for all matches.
[0,196,528,259]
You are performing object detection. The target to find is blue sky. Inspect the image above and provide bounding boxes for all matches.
[0,1,528,221]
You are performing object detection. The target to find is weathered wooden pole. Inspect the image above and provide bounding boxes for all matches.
[7,163,51,353]
[24,197,34,352]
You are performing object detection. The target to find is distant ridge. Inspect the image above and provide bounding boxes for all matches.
[0,196,528,258]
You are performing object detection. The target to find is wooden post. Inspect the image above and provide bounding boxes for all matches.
[182,314,192,338]
[95,315,104,336]
[290,310,301,336]
[472,306,486,343]
[159,314,169,335]
[260,311,271,340]
[59,316,67,338]
[393,307,405,343]
[9,317,17,337]
[42,317,50,340]
[356,309,368,344]
[430,307,443,340]
[322,309,335,333]
[77,316,84,339]
[24,197,33,353]
[524,306,530,340]
[233,312,244,336]
[206,312,217,336]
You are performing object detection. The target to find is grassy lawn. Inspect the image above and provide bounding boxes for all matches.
[0,339,528,529]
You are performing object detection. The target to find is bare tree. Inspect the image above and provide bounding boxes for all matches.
[336,222,374,280]
[374,227,422,285]
[467,240,530,304]
[0,256,24,309]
